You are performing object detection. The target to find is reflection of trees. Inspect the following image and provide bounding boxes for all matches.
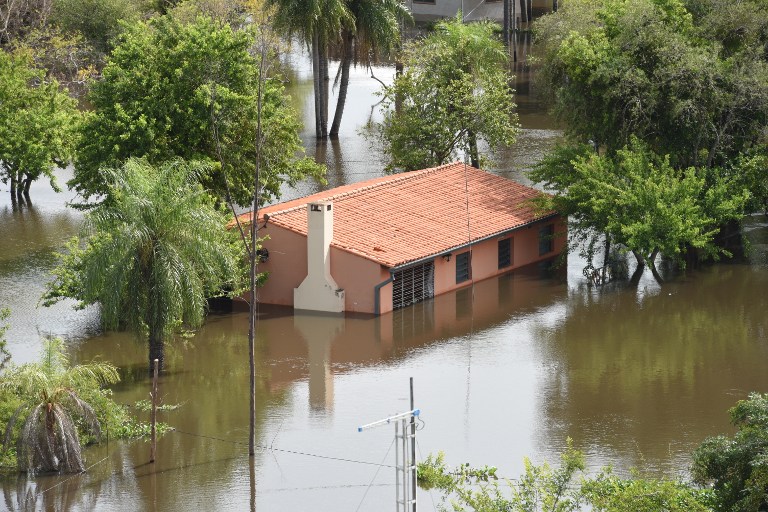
[0,206,81,267]
[1,472,97,511]
[533,265,768,470]
[68,313,288,511]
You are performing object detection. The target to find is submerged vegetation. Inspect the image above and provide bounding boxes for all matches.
[1,339,124,474]
[419,394,768,511]
[532,0,768,276]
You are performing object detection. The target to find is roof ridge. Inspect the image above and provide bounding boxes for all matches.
[265,162,461,218]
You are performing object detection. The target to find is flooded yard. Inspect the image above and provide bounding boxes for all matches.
[1,46,768,510]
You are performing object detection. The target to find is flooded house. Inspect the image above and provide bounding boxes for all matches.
[233,162,566,315]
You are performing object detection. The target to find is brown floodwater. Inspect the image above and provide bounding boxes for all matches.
[2,42,768,511]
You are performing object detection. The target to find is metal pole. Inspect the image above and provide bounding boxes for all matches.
[410,378,417,512]
[150,358,158,463]
[395,421,401,511]
[402,418,408,511]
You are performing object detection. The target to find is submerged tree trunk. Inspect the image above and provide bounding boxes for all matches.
[311,31,325,139]
[503,0,510,47]
[647,248,663,283]
[526,0,532,25]
[601,235,611,283]
[149,332,164,374]
[330,32,353,139]
[321,49,330,138]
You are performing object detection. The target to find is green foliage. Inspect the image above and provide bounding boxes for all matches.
[535,0,768,171]
[418,440,585,512]
[45,158,240,371]
[0,338,119,474]
[52,0,142,54]
[419,440,713,512]
[0,50,79,197]
[373,14,518,172]
[692,392,768,512]
[530,139,749,272]
[72,14,323,206]
[0,308,10,370]
[582,469,713,511]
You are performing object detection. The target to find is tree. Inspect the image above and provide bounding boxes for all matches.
[51,0,142,54]
[328,0,410,138]
[267,0,352,138]
[71,14,322,206]
[692,392,768,512]
[531,0,766,275]
[417,441,712,512]
[530,139,749,281]
[534,0,768,169]
[373,14,518,172]
[1,338,119,474]
[45,159,239,372]
[0,50,79,202]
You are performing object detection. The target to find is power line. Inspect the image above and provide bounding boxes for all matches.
[173,429,396,469]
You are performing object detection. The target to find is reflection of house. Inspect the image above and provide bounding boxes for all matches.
[234,162,565,315]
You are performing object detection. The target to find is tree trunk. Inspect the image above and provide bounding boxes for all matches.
[526,0,532,25]
[512,0,518,62]
[468,131,479,168]
[503,0,510,47]
[601,235,611,283]
[521,0,528,24]
[311,31,324,139]
[149,332,164,374]
[553,0,558,13]
[330,32,353,139]
[648,248,663,283]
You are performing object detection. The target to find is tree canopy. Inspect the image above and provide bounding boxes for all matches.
[71,14,323,206]
[693,392,768,512]
[46,158,239,372]
[1,338,119,474]
[531,0,766,274]
[373,14,519,172]
[0,50,79,201]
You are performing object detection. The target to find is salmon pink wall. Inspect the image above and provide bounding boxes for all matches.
[253,215,565,316]
[256,224,307,307]
[330,248,389,314]
[432,216,566,298]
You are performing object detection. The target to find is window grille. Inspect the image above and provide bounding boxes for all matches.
[456,251,471,284]
[539,224,554,256]
[498,238,512,269]
[392,261,434,310]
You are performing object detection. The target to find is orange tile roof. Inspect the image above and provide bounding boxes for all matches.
[232,162,557,268]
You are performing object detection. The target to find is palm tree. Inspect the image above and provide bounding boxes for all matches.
[46,158,238,373]
[329,0,410,138]
[1,338,119,474]
[267,0,352,138]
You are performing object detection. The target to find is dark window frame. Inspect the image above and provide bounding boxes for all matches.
[456,251,471,284]
[539,224,555,256]
[498,237,512,269]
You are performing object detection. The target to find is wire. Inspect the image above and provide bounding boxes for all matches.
[173,429,396,469]
[355,436,396,512]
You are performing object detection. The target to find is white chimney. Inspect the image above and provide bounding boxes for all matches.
[294,201,345,313]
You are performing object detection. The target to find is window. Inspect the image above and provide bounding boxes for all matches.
[392,261,434,310]
[539,224,554,255]
[498,238,512,269]
[456,251,471,284]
